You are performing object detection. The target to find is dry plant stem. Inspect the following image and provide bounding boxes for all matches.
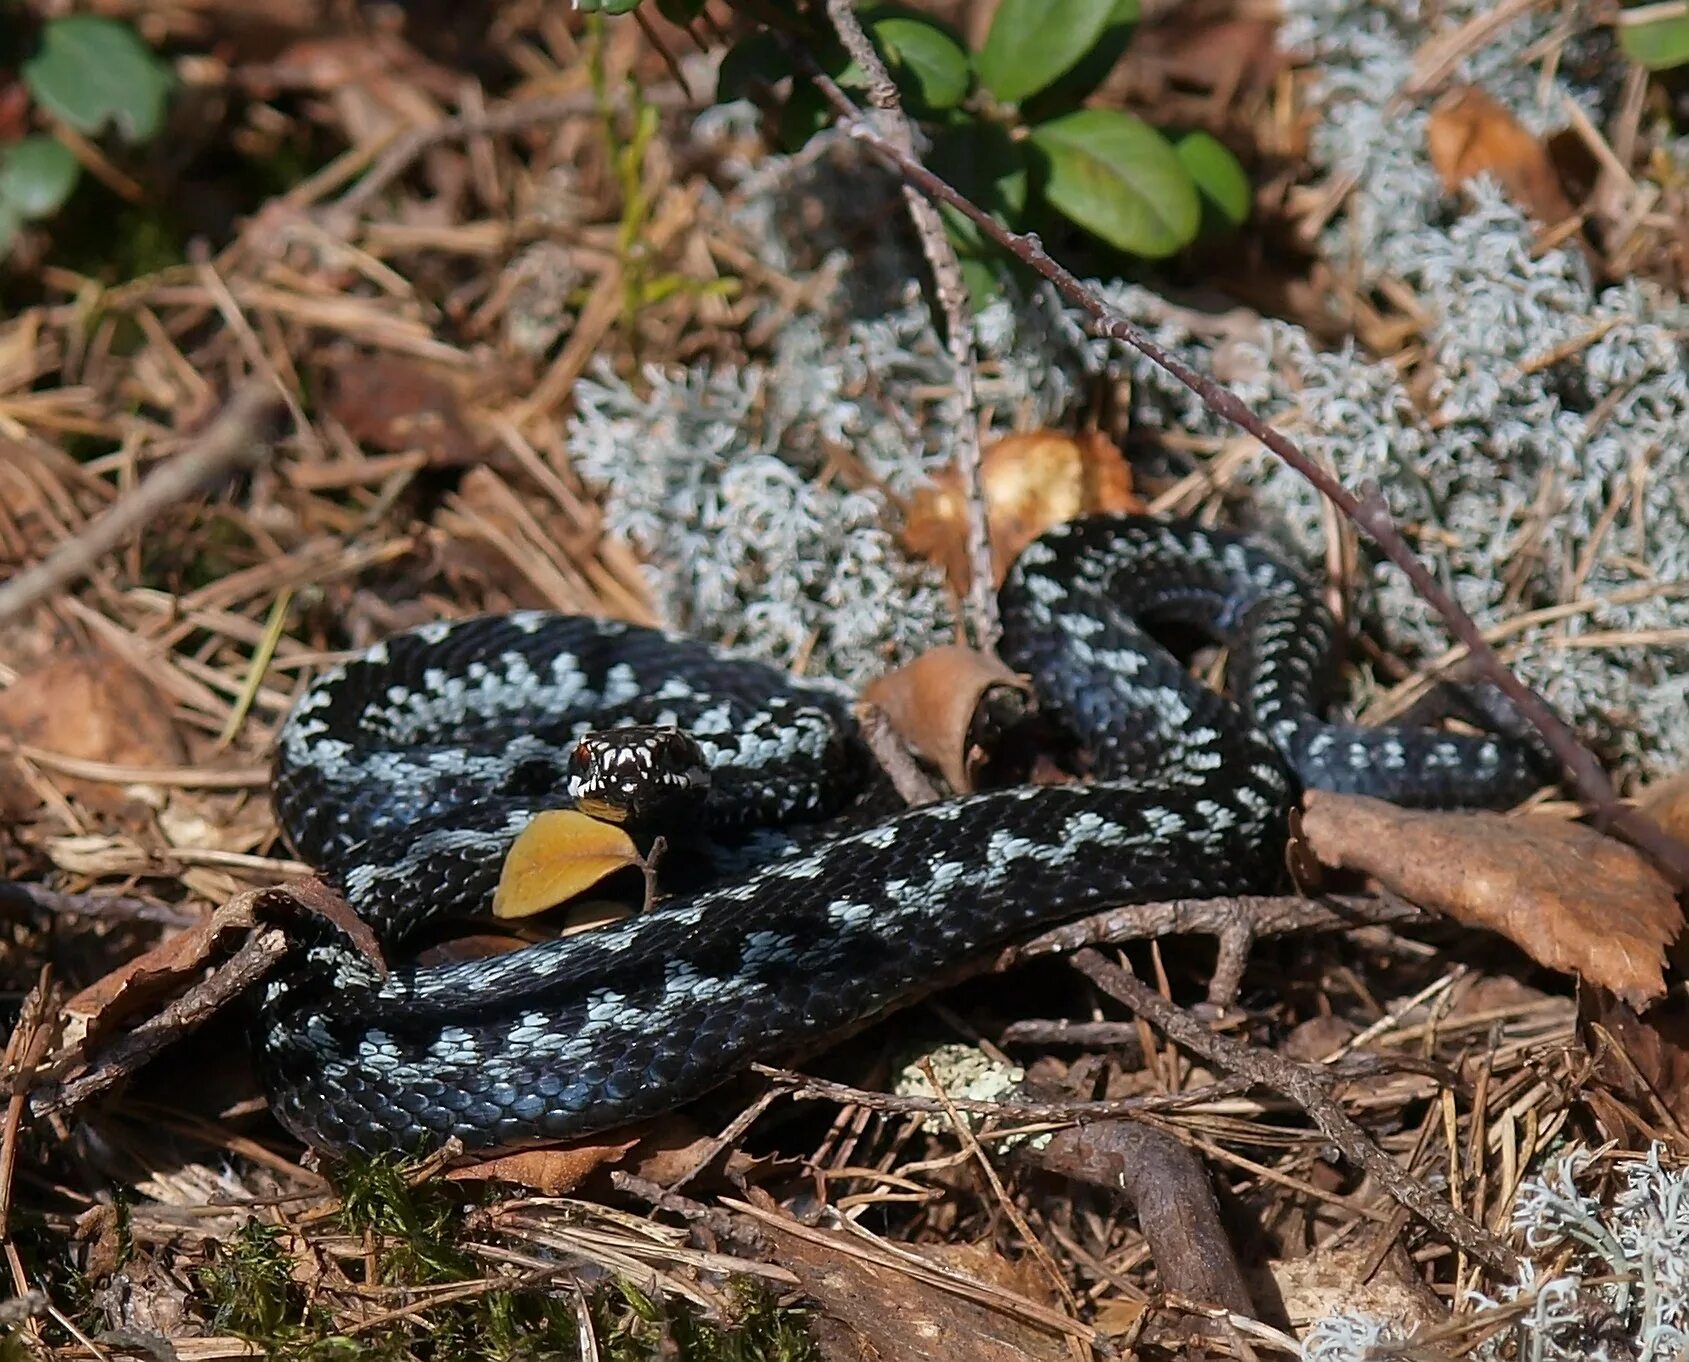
[1,972,55,1239]
[0,384,289,626]
[1068,948,1522,1276]
[1034,1121,1256,1320]
[819,2,999,649]
[803,73,1689,891]
[918,1059,1083,1322]
[0,882,198,929]
[755,1064,1259,1124]
[30,928,289,1119]
[854,701,941,805]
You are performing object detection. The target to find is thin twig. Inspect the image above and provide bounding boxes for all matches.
[817,5,998,648]
[1069,948,1521,1275]
[1003,892,1419,966]
[1,971,55,1242]
[0,882,198,929]
[0,384,289,626]
[919,1059,1084,1323]
[797,72,1689,889]
[759,1065,1282,1126]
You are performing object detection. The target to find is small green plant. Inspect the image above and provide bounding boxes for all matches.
[1,14,174,257]
[196,1220,302,1340]
[702,0,1248,291]
[583,15,739,345]
[335,1152,472,1286]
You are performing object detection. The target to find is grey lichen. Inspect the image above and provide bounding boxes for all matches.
[569,0,1687,779]
[1304,1144,1689,1362]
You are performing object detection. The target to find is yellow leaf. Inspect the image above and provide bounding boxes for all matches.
[493,810,643,920]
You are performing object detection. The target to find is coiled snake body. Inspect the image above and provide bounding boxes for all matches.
[263,515,1546,1156]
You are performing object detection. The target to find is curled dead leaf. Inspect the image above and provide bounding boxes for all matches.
[59,901,243,1050]
[444,1137,641,1196]
[1580,988,1689,1130]
[62,878,368,1049]
[862,646,1033,793]
[904,429,1141,593]
[493,810,644,920]
[1301,792,1682,1008]
[1427,86,1574,225]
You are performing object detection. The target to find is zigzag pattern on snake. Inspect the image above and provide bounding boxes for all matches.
[260,514,1551,1156]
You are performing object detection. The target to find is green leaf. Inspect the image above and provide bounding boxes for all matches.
[776,82,835,154]
[716,32,788,104]
[574,0,646,12]
[1028,108,1199,257]
[976,0,1119,104]
[1174,130,1250,230]
[1617,12,1689,69]
[866,15,971,114]
[0,136,80,220]
[1020,0,1139,120]
[957,255,1003,305]
[23,16,174,142]
[928,121,1028,252]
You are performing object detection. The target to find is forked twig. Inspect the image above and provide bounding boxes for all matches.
[795,69,1689,889]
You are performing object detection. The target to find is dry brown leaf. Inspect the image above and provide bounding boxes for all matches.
[60,898,255,1047]
[493,810,644,920]
[444,1138,641,1196]
[1580,988,1689,1130]
[62,879,364,1048]
[1259,1242,1443,1335]
[0,647,184,816]
[904,429,1141,593]
[1427,86,1574,225]
[1638,772,1689,846]
[319,354,479,466]
[750,1215,1074,1362]
[1301,792,1682,1008]
[862,646,1032,793]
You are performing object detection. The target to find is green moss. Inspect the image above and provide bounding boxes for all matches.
[335,1153,473,1286]
[186,1155,818,1360]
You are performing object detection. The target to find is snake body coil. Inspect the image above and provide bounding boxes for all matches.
[262,515,1547,1156]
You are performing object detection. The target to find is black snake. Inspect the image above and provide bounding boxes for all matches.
[261,514,1550,1156]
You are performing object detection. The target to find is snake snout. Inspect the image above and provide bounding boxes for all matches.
[566,725,712,827]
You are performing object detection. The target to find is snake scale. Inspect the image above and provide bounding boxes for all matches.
[261,514,1550,1156]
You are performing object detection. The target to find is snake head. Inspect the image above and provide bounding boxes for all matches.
[565,725,711,828]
